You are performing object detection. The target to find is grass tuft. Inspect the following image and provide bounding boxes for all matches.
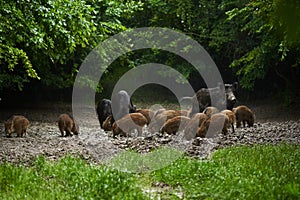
[0,156,146,200]
[151,143,300,199]
[1,144,299,199]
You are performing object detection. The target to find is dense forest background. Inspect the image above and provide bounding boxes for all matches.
[0,0,299,106]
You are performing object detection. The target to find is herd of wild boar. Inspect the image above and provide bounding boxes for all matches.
[96,83,255,138]
[3,82,255,138]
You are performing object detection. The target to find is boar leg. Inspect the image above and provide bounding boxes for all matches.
[242,120,246,127]
[65,129,72,137]
[137,127,143,137]
[17,130,22,137]
[236,120,241,128]
[59,128,65,137]
[222,127,227,135]
[22,127,27,137]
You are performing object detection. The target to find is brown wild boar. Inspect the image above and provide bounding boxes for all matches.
[160,110,182,119]
[184,113,208,139]
[58,114,79,137]
[203,106,219,118]
[4,115,30,137]
[233,105,255,128]
[148,110,182,133]
[197,113,230,137]
[102,115,113,131]
[136,109,154,125]
[153,108,166,117]
[160,116,190,135]
[179,109,189,117]
[221,109,236,133]
[112,113,148,137]
[148,113,167,133]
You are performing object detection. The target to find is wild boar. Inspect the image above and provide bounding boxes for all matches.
[224,82,239,110]
[148,110,182,133]
[179,109,190,117]
[111,90,136,124]
[203,106,219,118]
[58,114,79,137]
[102,115,113,131]
[184,113,208,139]
[221,109,236,133]
[197,113,230,137]
[161,110,182,119]
[153,108,166,117]
[136,109,154,125]
[112,113,148,137]
[4,115,30,137]
[160,116,190,135]
[181,82,238,116]
[233,105,254,128]
[96,99,112,128]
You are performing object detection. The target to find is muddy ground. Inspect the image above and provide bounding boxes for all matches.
[0,99,299,167]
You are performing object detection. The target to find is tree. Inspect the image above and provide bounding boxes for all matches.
[129,0,299,96]
[0,0,143,92]
[224,0,300,91]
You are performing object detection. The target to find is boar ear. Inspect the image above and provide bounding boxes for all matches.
[232,82,238,91]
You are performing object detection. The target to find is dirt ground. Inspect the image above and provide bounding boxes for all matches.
[0,99,299,168]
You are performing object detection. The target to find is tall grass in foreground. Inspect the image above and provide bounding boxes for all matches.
[0,156,145,200]
[0,144,299,199]
[152,144,300,199]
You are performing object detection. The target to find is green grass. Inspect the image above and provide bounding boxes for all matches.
[151,144,300,199]
[105,147,184,173]
[1,144,299,199]
[0,156,146,200]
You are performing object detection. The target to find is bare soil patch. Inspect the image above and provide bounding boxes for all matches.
[0,100,299,166]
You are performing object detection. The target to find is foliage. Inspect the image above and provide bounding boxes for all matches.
[129,0,299,92]
[0,156,146,199]
[0,0,94,90]
[1,0,299,97]
[224,0,300,89]
[0,43,39,91]
[0,0,142,91]
[152,144,300,199]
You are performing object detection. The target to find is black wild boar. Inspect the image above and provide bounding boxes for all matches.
[4,115,30,137]
[58,114,79,137]
[181,82,238,116]
[111,90,136,124]
[224,82,239,110]
[96,99,112,129]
